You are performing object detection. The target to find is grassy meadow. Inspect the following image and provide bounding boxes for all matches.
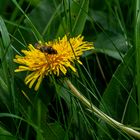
[0,0,140,139]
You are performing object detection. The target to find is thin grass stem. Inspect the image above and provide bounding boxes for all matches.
[65,79,140,139]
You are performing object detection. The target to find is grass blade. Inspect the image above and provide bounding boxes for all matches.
[135,0,140,121]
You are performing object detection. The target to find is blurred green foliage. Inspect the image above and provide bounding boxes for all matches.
[0,0,138,139]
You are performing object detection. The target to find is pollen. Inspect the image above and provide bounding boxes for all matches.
[13,35,93,90]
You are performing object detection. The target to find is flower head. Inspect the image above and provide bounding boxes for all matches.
[14,35,93,90]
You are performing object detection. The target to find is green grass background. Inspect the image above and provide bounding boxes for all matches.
[0,0,139,139]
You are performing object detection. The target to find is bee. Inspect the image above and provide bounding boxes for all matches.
[35,43,57,54]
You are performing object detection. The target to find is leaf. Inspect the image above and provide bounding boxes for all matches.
[11,0,43,41]
[0,16,18,112]
[98,47,138,139]
[57,0,89,36]
[0,126,17,140]
[89,10,121,32]
[28,0,55,34]
[95,32,128,60]
[43,122,67,140]
[71,0,89,35]
[0,16,13,105]
[26,0,61,39]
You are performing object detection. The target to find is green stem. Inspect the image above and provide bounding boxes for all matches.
[65,79,140,139]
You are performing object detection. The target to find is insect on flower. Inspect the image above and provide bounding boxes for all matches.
[35,43,58,54]
[14,35,93,91]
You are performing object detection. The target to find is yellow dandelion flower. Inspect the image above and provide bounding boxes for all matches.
[14,35,93,90]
